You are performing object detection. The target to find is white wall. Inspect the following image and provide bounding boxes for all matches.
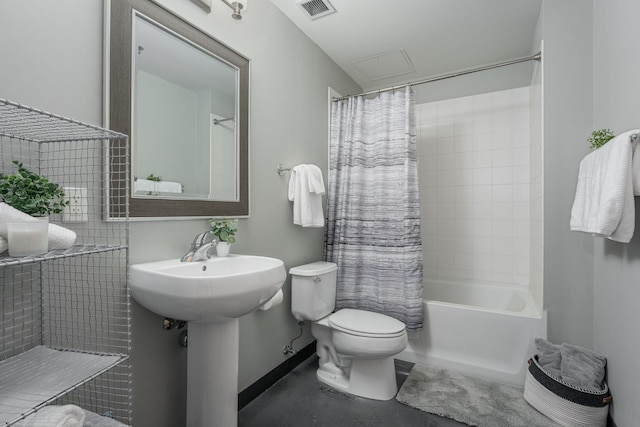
[417,87,532,286]
[0,1,360,426]
[593,0,640,425]
[0,0,104,122]
[135,70,200,191]
[414,62,535,105]
[540,0,595,348]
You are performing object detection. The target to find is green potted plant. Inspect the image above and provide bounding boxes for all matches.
[588,129,615,150]
[209,218,238,257]
[0,161,69,256]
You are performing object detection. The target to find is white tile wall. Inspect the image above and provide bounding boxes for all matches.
[418,87,531,285]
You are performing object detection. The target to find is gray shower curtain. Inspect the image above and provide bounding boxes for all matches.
[325,86,423,330]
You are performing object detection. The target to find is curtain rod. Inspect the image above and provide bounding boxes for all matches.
[333,51,542,102]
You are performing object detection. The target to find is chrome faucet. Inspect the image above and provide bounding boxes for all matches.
[181,231,218,262]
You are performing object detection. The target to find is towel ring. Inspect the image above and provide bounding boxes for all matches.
[277,164,291,176]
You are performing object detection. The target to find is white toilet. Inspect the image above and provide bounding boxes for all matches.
[290,261,408,400]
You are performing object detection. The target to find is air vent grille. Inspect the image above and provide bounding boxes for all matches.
[296,0,336,20]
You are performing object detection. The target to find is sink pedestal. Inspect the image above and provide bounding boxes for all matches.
[186,319,239,427]
[129,255,286,427]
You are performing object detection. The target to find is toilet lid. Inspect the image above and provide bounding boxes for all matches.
[328,309,406,338]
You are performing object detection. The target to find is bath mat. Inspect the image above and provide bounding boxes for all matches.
[396,364,559,427]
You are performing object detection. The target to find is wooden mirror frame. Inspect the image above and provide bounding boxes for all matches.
[107,0,249,218]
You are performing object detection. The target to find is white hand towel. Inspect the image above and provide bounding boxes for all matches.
[14,405,86,427]
[570,130,639,243]
[288,164,325,228]
[133,179,156,193]
[306,164,326,196]
[630,130,640,195]
[0,202,77,250]
[0,235,7,253]
[155,180,183,193]
[134,179,182,194]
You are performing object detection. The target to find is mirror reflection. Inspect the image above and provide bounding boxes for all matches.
[107,0,249,218]
[133,15,238,201]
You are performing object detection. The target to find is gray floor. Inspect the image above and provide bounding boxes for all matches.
[239,356,467,427]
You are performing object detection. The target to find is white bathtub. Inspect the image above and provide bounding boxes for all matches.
[397,279,547,386]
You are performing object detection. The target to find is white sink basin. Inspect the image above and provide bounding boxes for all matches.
[129,255,286,322]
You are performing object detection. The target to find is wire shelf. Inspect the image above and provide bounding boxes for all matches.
[0,244,127,267]
[0,346,127,426]
[0,99,131,426]
[0,99,126,143]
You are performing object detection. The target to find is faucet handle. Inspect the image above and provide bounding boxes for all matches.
[193,231,213,246]
[181,231,217,262]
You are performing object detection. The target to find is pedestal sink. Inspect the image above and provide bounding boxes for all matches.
[129,255,286,427]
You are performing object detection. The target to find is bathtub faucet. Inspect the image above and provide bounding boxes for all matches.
[181,231,218,262]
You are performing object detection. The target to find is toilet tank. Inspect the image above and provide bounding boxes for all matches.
[290,261,337,322]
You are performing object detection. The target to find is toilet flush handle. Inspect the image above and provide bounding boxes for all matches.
[314,276,321,283]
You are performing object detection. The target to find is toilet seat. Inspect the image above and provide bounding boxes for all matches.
[328,309,406,338]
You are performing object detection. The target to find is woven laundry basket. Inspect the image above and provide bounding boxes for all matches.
[524,356,612,427]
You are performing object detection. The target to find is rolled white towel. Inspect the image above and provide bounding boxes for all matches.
[0,235,7,253]
[48,222,77,250]
[0,202,32,236]
[14,405,86,427]
[83,410,130,426]
[0,202,76,250]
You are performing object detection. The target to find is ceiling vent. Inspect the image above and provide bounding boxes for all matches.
[296,0,336,20]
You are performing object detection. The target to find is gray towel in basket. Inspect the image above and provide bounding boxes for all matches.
[534,337,607,392]
[560,343,607,392]
[534,337,562,378]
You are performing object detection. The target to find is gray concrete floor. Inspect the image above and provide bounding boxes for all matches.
[239,356,467,427]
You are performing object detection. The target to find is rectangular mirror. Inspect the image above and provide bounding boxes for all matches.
[106,0,249,218]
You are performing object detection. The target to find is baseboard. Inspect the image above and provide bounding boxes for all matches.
[238,341,316,410]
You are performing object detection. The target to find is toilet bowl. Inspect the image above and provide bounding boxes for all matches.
[290,262,408,400]
[312,309,408,400]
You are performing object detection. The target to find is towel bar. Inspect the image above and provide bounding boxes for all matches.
[277,164,291,176]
